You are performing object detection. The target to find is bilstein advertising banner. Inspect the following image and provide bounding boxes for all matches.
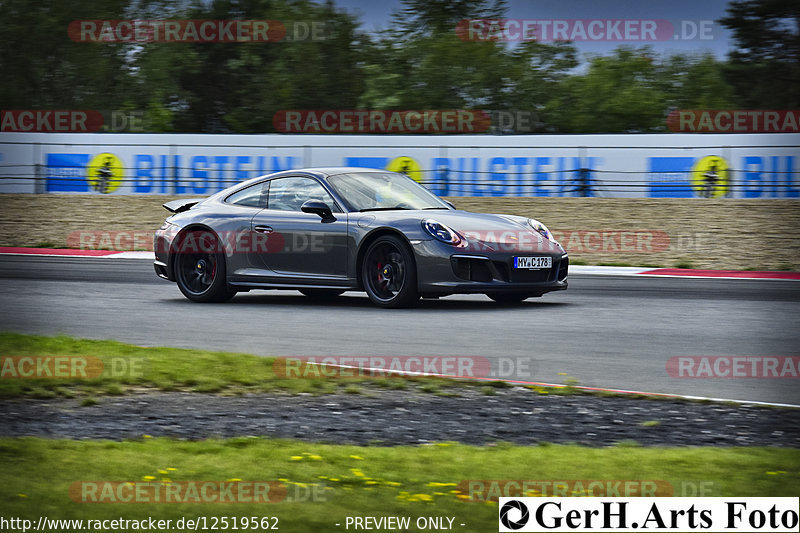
[0,133,796,198]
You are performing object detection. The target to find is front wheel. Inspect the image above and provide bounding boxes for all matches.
[361,235,419,308]
[174,230,235,303]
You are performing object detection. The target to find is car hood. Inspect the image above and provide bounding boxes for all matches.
[366,209,564,254]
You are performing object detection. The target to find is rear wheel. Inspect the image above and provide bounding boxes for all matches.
[174,230,235,303]
[299,289,345,299]
[361,235,419,308]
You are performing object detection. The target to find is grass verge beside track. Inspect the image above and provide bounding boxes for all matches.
[0,438,798,532]
[0,333,482,399]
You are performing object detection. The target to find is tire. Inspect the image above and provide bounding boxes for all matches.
[361,235,419,308]
[174,229,236,303]
[487,293,529,304]
[299,289,345,299]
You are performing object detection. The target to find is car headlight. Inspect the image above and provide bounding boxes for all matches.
[528,218,557,243]
[422,219,463,246]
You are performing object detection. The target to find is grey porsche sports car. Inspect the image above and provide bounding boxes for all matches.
[154,167,568,308]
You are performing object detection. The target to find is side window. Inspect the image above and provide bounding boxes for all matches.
[267,177,337,212]
[225,182,267,208]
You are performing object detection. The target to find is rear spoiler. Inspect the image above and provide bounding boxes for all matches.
[163,198,205,214]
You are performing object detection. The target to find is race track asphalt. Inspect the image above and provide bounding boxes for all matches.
[0,255,798,405]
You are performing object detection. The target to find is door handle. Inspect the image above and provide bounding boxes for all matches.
[254,225,274,234]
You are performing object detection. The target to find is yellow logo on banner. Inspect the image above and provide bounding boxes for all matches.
[691,155,729,198]
[87,153,123,194]
[387,156,422,182]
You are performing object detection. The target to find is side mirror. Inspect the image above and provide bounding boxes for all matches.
[301,199,336,222]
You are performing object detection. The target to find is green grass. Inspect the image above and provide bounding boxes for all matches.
[0,333,483,399]
[0,333,697,402]
[0,437,797,532]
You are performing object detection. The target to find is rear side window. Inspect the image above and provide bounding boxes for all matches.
[225,181,267,207]
[267,176,337,212]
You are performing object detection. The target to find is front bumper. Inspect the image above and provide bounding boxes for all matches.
[413,240,568,296]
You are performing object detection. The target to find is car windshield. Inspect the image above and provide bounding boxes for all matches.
[327,172,450,212]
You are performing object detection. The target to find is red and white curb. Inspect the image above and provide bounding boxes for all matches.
[0,247,152,259]
[1,247,798,280]
[569,265,800,280]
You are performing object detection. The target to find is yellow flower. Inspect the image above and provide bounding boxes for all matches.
[308,455,323,461]
[365,480,377,485]
[17,494,28,498]
[349,455,364,460]
[456,494,471,500]
[142,435,152,439]
[351,469,365,477]
[290,456,303,461]
[158,469,168,474]
[427,482,457,487]
[227,478,242,482]
[166,467,178,471]
[412,493,434,502]
[142,475,156,481]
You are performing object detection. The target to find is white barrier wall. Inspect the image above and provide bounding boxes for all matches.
[0,133,797,197]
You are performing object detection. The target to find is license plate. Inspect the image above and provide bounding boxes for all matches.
[514,256,552,269]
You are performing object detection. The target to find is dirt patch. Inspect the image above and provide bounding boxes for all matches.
[0,195,798,270]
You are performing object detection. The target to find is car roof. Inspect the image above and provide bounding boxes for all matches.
[289,167,392,178]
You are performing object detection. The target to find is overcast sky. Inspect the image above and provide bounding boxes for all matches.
[336,0,735,61]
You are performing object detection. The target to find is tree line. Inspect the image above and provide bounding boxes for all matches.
[0,0,797,134]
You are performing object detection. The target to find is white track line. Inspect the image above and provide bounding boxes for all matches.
[291,360,800,409]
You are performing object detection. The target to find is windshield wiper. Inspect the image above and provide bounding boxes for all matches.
[359,206,412,212]
[422,207,450,210]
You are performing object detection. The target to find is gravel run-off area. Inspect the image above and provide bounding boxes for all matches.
[2,388,798,447]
